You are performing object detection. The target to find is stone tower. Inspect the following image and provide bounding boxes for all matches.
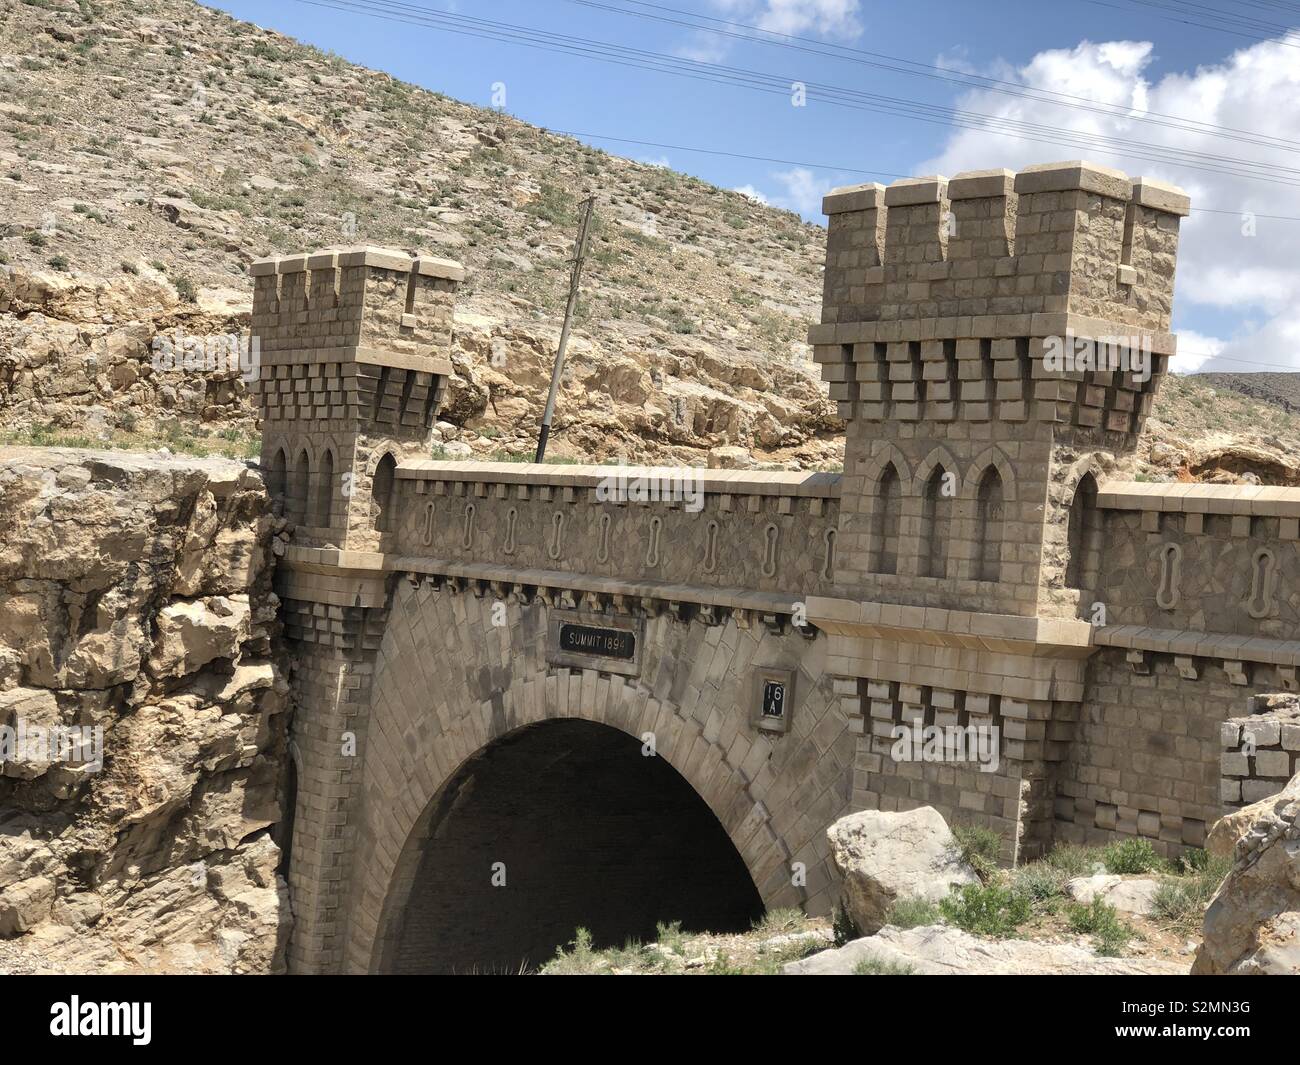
[810,161,1190,620]
[249,246,464,551]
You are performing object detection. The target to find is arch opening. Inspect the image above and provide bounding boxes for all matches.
[380,719,765,974]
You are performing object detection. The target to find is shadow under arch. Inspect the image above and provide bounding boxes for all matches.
[374,718,765,974]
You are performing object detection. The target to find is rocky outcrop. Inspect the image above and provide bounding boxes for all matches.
[1066,875,1163,916]
[1194,772,1300,975]
[0,447,290,974]
[827,807,979,935]
[784,925,1187,975]
[0,268,258,442]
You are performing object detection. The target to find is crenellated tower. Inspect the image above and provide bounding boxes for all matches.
[249,246,464,551]
[811,161,1190,619]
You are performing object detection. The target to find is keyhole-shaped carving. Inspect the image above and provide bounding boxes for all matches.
[703,520,719,574]
[645,516,662,567]
[503,507,518,555]
[461,503,476,551]
[596,512,612,564]
[548,511,565,561]
[1155,542,1181,610]
[421,502,435,546]
[821,527,837,581]
[1247,548,1277,619]
[762,523,779,578]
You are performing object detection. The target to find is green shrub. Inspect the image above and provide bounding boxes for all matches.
[1153,854,1231,927]
[1042,843,1105,878]
[952,825,1002,881]
[1067,897,1133,956]
[939,883,1031,938]
[885,896,941,929]
[1103,838,1162,875]
[1012,862,1068,904]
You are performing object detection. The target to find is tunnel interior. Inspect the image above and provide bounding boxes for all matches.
[384,718,765,973]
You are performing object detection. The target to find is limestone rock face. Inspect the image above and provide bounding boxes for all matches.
[1194,772,1300,975]
[784,925,1187,976]
[1066,875,1164,916]
[827,807,979,935]
[0,447,290,975]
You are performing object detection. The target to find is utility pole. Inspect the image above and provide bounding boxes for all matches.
[535,194,595,463]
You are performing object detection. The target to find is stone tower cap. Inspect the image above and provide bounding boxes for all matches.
[947,168,1016,200]
[1132,177,1191,216]
[822,183,885,215]
[1013,160,1132,199]
[883,176,948,206]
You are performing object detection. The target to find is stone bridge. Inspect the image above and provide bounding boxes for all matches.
[253,162,1300,974]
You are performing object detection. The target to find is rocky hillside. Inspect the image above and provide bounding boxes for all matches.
[1197,373,1300,417]
[0,0,837,468]
[1,0,1298,481]
[0,448,290,974]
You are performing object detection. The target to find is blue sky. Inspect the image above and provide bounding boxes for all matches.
[208,1,1300,374]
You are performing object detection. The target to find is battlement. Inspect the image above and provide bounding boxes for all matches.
[249,245,464,373]
[811,162,1189,442]
[820,161,1189,331]
[252,245,466,554]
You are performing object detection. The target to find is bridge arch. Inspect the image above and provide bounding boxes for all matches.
[340,579,851,973]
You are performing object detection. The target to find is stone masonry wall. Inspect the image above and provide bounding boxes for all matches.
[1220,693,1300,809]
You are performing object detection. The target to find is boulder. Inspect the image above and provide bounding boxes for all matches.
[0,876,55,936]
[827,807,979,935]
[784,925,1187,975]
[149,594,250,678]
[1193,773,1300,974]
[1066,874,1164,916]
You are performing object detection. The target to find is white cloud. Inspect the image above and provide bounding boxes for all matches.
[721,0,864,38]
[917,36,1300,372]
[1169,329,1224,375]
[769,166,835,216]
[679,1,862,62]
[733,184,770,204]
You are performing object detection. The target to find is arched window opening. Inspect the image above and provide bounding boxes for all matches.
[920,466,951,579]
[290,449,310,524]
[315,449,335,528]
[975,467,1004,582]
[268,448,287,513]
[1065,473,1100,591]
[870,462,901,575]
[373,452,397,533]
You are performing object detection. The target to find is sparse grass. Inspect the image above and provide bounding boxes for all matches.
[1042,843,1106,878]
[1151,853,1231,932]
[852,956,917,975]
[885,896,941,929]
[751,907,807,937]
[938,883,1031,938]
[952,824,1002,882]
[1011,862,1069,906]
[1067,896,1134,957]
[0,421,260,460]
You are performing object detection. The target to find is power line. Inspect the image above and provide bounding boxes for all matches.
[289,0,1300,188]
[562,0,1300,156]
[1082,0,1300,48]
[549,128,1300,221]
[280,2,1300,373]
